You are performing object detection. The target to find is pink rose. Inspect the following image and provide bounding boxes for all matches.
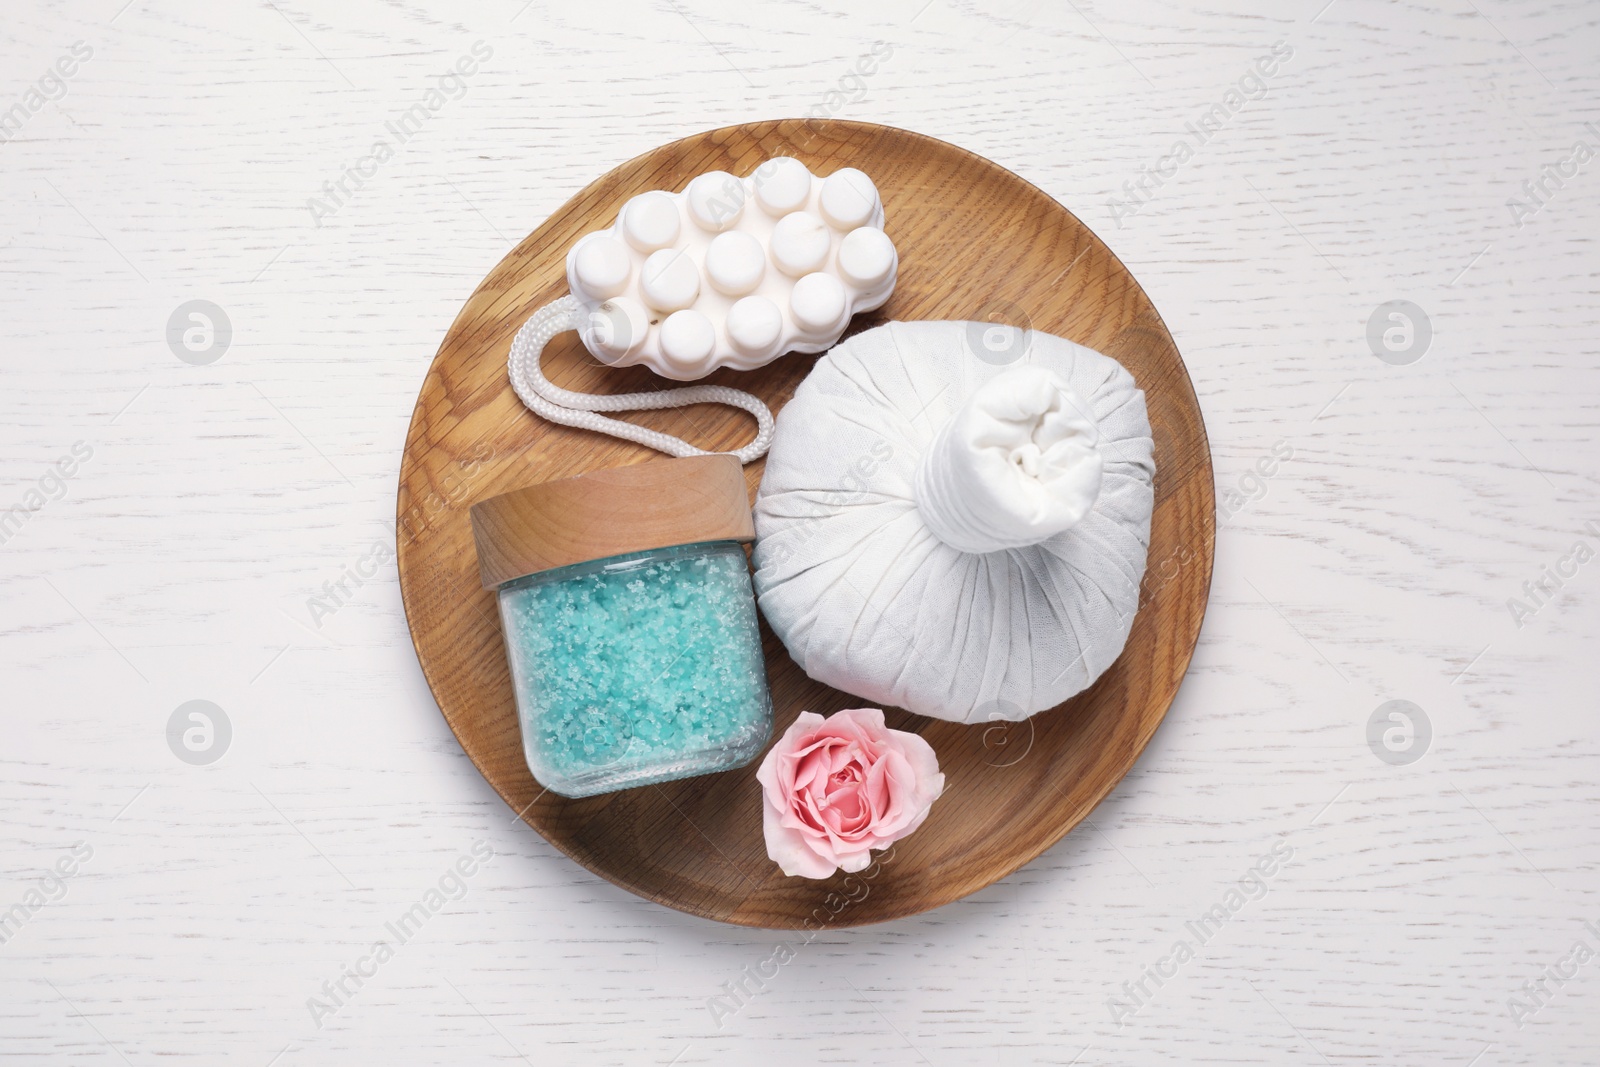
[755,708,945,879]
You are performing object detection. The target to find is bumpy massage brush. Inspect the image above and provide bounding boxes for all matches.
[507,158,898,462]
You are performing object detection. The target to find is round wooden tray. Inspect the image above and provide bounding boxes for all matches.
[397,120,1214,928]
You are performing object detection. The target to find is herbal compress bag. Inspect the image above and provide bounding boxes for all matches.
[753,320,1156,724]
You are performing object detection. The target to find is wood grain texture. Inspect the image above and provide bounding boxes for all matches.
[4,1,1599,1063]
[396,120,1214,926]
[467,454,754,588]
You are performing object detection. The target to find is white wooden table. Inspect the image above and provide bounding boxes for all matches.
[5,2,1598,1063]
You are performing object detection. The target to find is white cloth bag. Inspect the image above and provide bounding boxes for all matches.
[753,320,1156,724]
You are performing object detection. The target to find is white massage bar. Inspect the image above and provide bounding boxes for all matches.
[563,158,898,379]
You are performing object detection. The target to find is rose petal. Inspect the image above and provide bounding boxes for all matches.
[762,798,840,879]
[834,846,874,874]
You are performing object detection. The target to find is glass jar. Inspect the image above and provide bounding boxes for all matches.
[470,456,772,798]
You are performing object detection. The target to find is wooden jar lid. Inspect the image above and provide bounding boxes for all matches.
[468,454,755,590]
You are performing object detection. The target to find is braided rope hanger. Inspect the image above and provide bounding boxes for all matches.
[506,296,775,464]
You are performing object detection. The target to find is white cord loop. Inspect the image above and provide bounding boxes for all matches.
[507,296,775,464]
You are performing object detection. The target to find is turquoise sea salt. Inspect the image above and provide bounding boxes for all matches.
[497,540,772,798]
